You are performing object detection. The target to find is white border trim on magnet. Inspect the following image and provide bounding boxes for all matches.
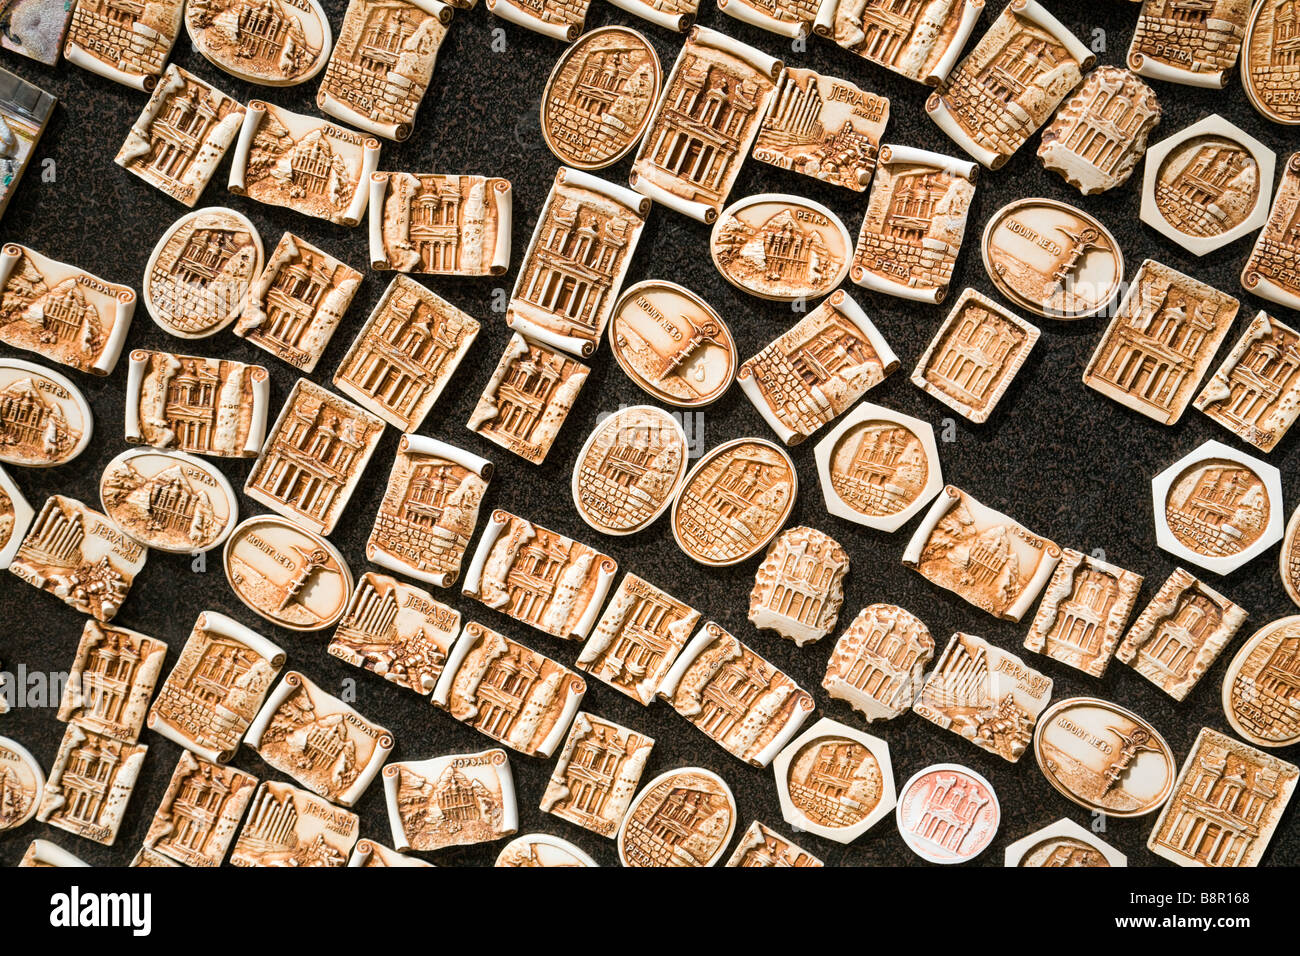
[403,433,493,478]
[0,357,94,467]
[0,465,33,569]
[538,676,586,756]
[560,166,649,214]
[718,0,808,38]
[125,351,146,443]
[656,621,717,701]
[927,99,1002,169]
[711,193,851,302]
[691,24,782,80]
[0,734,45,829]
[199,609,287,670]
[1017,0,1094,70]
[1151,438,1286,576]
[895,762,1000,864]
[1131,53,1227,89]
[737,374,797,444]
[852,268,942,303]
[505,312,590,357]
[342,137,382,227]
[835,291,899,373]
[572,560,616,639]
[751,693,813,767]
[1244,275,1300,313]
[431,620,484,709]
[367,548,452,588]
[64,44,153,91]
[570,406,686,533]
[244,364,270,455]
[628,173,714,222]
[618,766,736,866]
[318,91,402,142]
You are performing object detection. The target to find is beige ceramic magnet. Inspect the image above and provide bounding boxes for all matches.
[657,621,814,767]
[1147,727,1296,867]
[383,749,518,852]
[1033,697,1176,817]
[541,26,661,170]
[911,288,1039,423]
[617,767,736,866]
[1193,311,1300,452]
[496,833,598,866]
[850,145,977,304]
[1283,505,1300,608]
[571,405,687,536]
[65,0,181,90]
[369,172,512,276]
[223,515,354,631]
[1083,260,1240,425]
[813,401,942,532]
[317,0,453,141]
[725,820,823,867]
[0,244,134,374]
[748,527,848,646]
[329,571,462,696]
[58,621,167,742]
[576,573,701,705]
[1004,818,1127,867]
[244,378,384,536]
[751,67,889,191]
[245,671,394,807]
[115,66,244,206]
[186,0,332,86]
[1242,0,1300,124]
[739,290,897,445]
[237,232,362,373]
[132,848,180,867]
[148,610,285,762]
[229,101,380,226]
[1140,115,1275,256]
[914,632,1054,763]
[468,332,589,464]
[608,281,736,408]
[143,208,262,339]
[540,711,653,838]
[1038,67,1161,195]
[348,840,433,867]
[10,495,147,622]
[0,736,44,831]
[0,359,92,468]
[981,198,1124,320]
[1117,567,1248,702]
[37,723,146,846]
[1128,0,1250,88]
[462,510,615,640]
[1151,439,1283,576]
[771,717,895,844]
[813,0,983,85]
[630,26,782,223]
[1222,616,1300,748]
[99,449,238,554]
[368,435,491,588]
[1024,548,1144,679]
[0,465,33,569]
[903,486,1061,622]
[333,276,479,431]
[711,193,851,302]
[506,167,648,357]
[231,781,359,867]
[143,751,256,866]
[1242,152,1300,311]
[926,0,1094,169]
[432,621,586,757]
[895,763,999,864]
[126,349,270,458]
[823,603,934,722]
[718,0,816,36]
[671,438,797,566]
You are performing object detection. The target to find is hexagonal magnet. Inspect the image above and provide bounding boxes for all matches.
[1152,439,1284,576]
[813,402,943,532]
[1140,115,1275,257]
[771,717,896,844]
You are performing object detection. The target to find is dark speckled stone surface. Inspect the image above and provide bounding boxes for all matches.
[0,0,1296,868]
